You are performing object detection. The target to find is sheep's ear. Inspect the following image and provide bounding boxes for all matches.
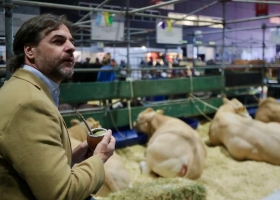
[156,109,164,115]
[143,107,154,113]
[94,122,101,128]
[222,97,229,104]
[258,99,264,105]
[70,119,80,125]
[86,117,96,123]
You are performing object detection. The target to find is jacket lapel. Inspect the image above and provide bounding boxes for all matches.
[13,68,55,104]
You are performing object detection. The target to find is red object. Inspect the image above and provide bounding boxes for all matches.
[255,1,268,17]
[149,0,161,5]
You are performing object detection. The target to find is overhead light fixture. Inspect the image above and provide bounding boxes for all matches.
[270,17,280,24]
[186,16,197,20]
[157,21,163,27]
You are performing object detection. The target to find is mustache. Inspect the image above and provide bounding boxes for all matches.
[61,54,74,62]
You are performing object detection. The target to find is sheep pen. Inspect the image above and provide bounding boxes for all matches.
[94,122,280,200]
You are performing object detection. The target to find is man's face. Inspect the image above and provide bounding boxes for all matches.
[34,24,75,83]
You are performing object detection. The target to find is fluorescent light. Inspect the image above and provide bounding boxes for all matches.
[157,21,163,27]
[186,16,197,20]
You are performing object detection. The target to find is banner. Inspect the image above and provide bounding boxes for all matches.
[90,42,104,52]
[255,0,268,17]
[91,13,124,41]
[270,28,280,44]
[0,13,36,35]
[156,19,182,45]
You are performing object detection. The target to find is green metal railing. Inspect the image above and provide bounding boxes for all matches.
[62,98,222,128]
[59,76,225,103]
[59,75,225,128]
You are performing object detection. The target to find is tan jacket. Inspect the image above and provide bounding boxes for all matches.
[0,69,105,200]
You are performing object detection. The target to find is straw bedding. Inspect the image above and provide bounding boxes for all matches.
[95,122,280,200]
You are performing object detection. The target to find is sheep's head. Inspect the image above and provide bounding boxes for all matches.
[133,108,161,135]
[222,98,251,118]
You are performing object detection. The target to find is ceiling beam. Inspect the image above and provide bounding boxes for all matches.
[129,0,189,14]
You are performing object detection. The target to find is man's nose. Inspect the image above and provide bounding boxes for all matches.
[65,40,75,53]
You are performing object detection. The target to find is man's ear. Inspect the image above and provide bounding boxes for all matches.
[24,45,35,60]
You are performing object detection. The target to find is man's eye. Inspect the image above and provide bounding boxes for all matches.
[53,40,63,45]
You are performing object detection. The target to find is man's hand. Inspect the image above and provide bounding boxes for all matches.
[72,141,93,164]
[93,129,116,163]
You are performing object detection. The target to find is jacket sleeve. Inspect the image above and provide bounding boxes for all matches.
[1,99,105,200]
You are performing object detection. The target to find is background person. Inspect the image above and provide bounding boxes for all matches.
[97,59,116,108]
[0,55,5,64]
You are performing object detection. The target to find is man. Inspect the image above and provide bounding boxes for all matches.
[118,60,127,81]
[0,14,115,200]
[0,55,5,64]
[84,57,91,64]
[97,59,115,82]
[97,59,115,108]
[91,58,102,82]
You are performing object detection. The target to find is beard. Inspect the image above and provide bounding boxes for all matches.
[36,52,74,83]
[55,64,74,80]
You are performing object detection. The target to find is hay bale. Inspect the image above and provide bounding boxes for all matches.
[105,178,206,200]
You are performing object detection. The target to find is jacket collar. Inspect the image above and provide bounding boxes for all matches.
[13,68,54,104]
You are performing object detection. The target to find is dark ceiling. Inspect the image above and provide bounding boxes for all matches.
[2,0,280,48]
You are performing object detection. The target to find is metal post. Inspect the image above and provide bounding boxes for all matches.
[76,13,91,24]
[125,29,154,36]
[232,0,280,4]
[184,24,278,36]
[75,20,92,26]
[134,12,221,24]
[261,23,266,98]
[172,0,219,24]
[113,42,116,59]
[4,0,13,80]
[146,35,150,50]
[75,0,112,23]
[192,34,196,67]
[96,0,112,8]
[126,0,130,78]
[221,1,226,75]
[81,30,84,61]
[227,13,280,24]
[129,0,188,14]
[0,0,222,25]
[221,0,226,97]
